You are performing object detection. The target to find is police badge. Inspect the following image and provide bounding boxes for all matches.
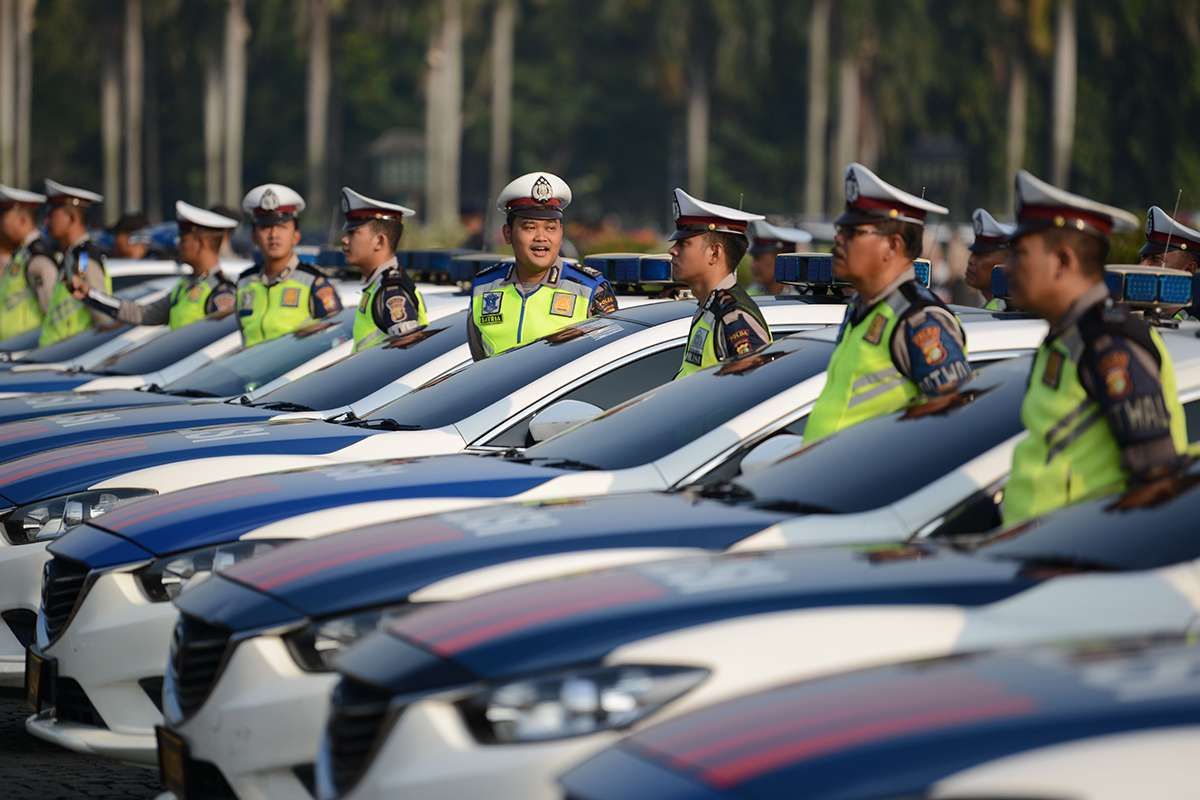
[260,188,280,211]
[532,176,553,204]
[483,292,502,314]
[845,171,860,204]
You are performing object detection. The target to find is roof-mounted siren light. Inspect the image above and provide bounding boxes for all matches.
[582,252,679,293]
[1104,264,1193,321]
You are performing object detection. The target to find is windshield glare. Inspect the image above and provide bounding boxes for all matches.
[90,315,241,376]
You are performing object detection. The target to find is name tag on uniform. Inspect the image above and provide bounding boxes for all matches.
[550,292,577,317]
[1043,350,1064,389]
[864,315,887,345]
[238,290,255,315]
[684,327,708,365]
[481,291,503,324]
[281,287,301,308]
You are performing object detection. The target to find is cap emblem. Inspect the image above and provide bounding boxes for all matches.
[845,172,860,203]
[531,176,553,205]
[1146,214,1155,236]
[261,188,280,211]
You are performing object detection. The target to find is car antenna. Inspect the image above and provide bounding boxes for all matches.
[1161,188,1184,258]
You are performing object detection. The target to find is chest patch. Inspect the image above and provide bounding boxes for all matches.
[1043,349,1064,390]
[685,326,709,365]
[238,290,255,310]
[480,291,504,324]
[864,314,887,345]
[280,287,302,308]
[550,291,577,317]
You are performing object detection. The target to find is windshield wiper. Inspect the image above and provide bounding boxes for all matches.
[255,401,314,412]
[140,383,165,394]
[169,388,221,398]
[751,499,836,514]
[985,552,1119,572]
[525,457,601,471]
[344,417,422,431]
[698,482,756,504]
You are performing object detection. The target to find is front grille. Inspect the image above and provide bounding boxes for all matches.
[326,677,394,796]
[54,677,106,728]
[41,558,89,641]
[168,615,231,718]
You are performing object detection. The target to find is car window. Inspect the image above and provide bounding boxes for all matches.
[16,325,132,363]
[251,311,469,410]
[730,358,1031,513]
[521,336,836,470]
[89,315,241,376]
[160,309,355,397]
[367,316,654,429]
[483,345,687,449]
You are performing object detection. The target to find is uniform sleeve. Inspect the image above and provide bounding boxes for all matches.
[1078,334,1184,480]
[308,276,343,319]
[588,281,619,315]
[372,281,422,337]
[83,290,171,326]
[206,283,237,315]
[466,311,488,361]
[81,257,117,327]
[27,255,58,313]
[712,290,771,361]
[891,306,972,395]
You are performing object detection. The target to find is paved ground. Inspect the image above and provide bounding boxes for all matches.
[0,691,161,799]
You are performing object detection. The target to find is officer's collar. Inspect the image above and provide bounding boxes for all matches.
[363,257,399,289]
[20,229,40,248]
[68,233,90,252]
[506,258,564,287]
[261,254,300,286]
[700,272,738,307]
[861,266,916,307]
[1048,281,1110,340]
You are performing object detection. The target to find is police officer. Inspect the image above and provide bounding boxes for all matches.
[39,180,113,347]
[339,186,426,351]
[71,202,237,328]
[804,163,971,443]
[1139,206,1200,272]
[107,212,154,259]
[670,188,773,379]
[1003,172,1188,525]
[468,172,617,360]
[237,184,342,347]
[964,208,1015,310]
[0,185,57,339]
[747,219,813,296]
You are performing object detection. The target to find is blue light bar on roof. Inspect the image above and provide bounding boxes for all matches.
[1160,274,1192,305]
[775,253,834,285]
[913,258,932,288]
[637,255,673,283]
[583,253,643,283]
[1105,265,1192,310]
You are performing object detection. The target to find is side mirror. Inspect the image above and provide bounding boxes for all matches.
[528,399,604,443]
[739,434,805,476]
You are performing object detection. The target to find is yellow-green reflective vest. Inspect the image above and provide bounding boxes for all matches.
[167,274,228,329]
[353,276,428,352]
[39,248,110,347]
[0,241,48,339]
[237,268,319,347]
[470,274,592,357]
[1003,326,1187,525]
[675,289,772,380]
[984,297,1008,311]
[805,291,961,443]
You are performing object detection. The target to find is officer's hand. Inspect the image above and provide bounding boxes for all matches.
[69,274,88,300]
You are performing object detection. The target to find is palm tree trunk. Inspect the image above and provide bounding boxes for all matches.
[14,0,33,187]
[424,0,463,228]
[829,53,860,213]
[803,0,830,216]
[222,0,249,208]
[1005,56,1028,211]
[101,45,122,223]
[486,0,516,248]
[0,0,15,184]
[1051,0,1076,187]
[123,0,144,212]
[685,55,709,197]
[306,0,331,224]
[203,53,224,206]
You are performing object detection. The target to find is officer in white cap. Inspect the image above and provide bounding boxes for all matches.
[71,202,238,328]
[339,187,426,352]
[0,185,57,340]
[1003,172,1187,525]
[747,219,813,296]
[1139,206,1200,273]
[669,188,773,379]
[39,179,113,347]
[468,172,617,360]
[805,163,970,443]
[964,208,1015,311]
[236,183,342,347]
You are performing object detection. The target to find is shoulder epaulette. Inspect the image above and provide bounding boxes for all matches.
[1079,300,1158,361]
[236,264,262,284]
[26,237,52,259]
[570,263,606,282]
[471,261,509,285]
[294,261,327,279]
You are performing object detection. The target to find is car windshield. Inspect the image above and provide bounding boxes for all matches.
[367,306,693,428]
[249,310,469,411]
[159,309,355,398]
[88,314,241,376]
[15,325,132,363]
[521,335,836,471]
[730,358,1031,513]
[975,463,1200,571]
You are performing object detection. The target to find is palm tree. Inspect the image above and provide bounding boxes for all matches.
[223,0,249,208]
[124,0,144,212]
[424,0,463,228]
[306,0,332,224]
[1051,0,1076,186]
[804,0,831,217]
[14,0,34,187]
[486,0,516,248]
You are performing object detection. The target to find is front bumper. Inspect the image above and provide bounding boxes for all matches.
[30,569,177,764]
[0,540,51,686]
[170,634,335,800]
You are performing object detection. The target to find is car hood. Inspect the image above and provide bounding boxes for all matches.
[0,389,183,425]
[563,636,1200,800]
[177,491,793,626]
[0,420,375,505]
[336,545,1034,692]
[86,454,572,556]
[0,402,277,464]
[0,369,97,394]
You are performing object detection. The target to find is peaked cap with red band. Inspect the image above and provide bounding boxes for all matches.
[44,179,102,208]
[242,183,306,226]
[1012,170,1137,241]
[669,188,765,242]
[497,172,572,220]
[836,163,948,227]
[748,219,813,255]
[175,200,238,232]
[969,208,1015,254]
[1140,205,1200,260]
[340,186,415,232]
[0,184,46,209]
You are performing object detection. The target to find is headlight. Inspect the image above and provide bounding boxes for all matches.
[135,540,286,603]
[459,664,709,743]
[1,489,157,545]
[285,604,415,672]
